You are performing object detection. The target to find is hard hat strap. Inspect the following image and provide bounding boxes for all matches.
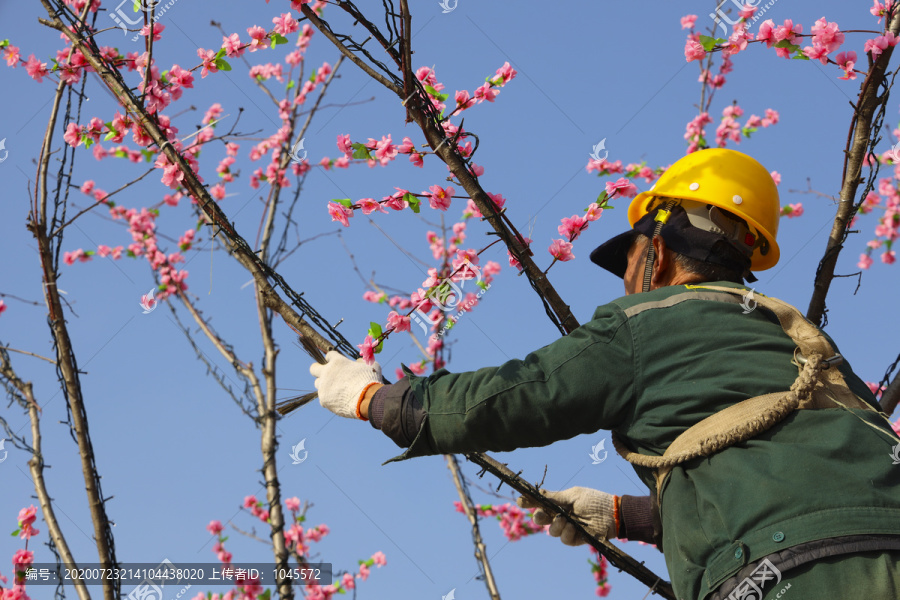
[641,200,676,293]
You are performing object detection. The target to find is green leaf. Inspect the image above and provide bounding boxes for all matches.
[0,40,9,49]
[286,80,295,90]
[126,250,137,258]
[477,280,488,291]
[333,198,353,208]
[367,322,384,353]
[82,135,93,149]
[698,35,726,51]
[215,58,231,72]
[351,142,372,160]
[215,48,227,60]
[133,0,141,11]
[140,149,154,162]
[424,85,449,102]
[11,528,20,537]
[104,130,118,142]
[149,208,160,217]
[271,33,288,47]
[741,126,757,137]
[793,51,810,60]
[259,589,271,600]
[309,72,316,83]
[403,192,420,213]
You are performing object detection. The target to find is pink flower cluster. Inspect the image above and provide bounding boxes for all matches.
[588,548,612,597]
[858,168,900,268]
[453,501,548,541]
[204,492,384,600]
[16,507,39,541]
[780,203,804,218]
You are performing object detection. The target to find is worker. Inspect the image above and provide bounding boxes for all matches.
[310,148,900,599]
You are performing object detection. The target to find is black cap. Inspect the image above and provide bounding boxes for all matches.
[590,203,755,280]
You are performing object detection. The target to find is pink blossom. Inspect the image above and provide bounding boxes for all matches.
[247,26,269,51]
[243,495,258,508]
[24,54,49,82]
[836,51,857,80]
[387,311,411,333]
[139,22,165,41]
[64,123,82,148]
[356,198,387,215]
[222,33,244,58]
[285,497,301,512]
[858,253,874,269]
[371,551,387,566]
[358,335,376,365]
[473,82,499,103]
[757,20,776,47]
[548,239,574,262]
[358,563,371,581]
[605,177,638,199]
[680,15,697,29]
[0,300,6,316]
[781,203,803,217]
[883,250,897,264]
[17,505,39,539]
[865,33,899,59]
[738,4,757,19]
[327,201,353,227]
[585,203,603,221]
[273,13,299,36]
[428,185,454,211]
[508,236,532,270]
[684,38,706,62]
[771,171,781,186]
[207,520,224,535]
[558,215,588,241]
[374,134,398,165]
[336,134,352,156]
[197,48,219,78]
[455,89,475,111]
[872,0,893,22]
[494,61,517,85]
[4,45,20,67]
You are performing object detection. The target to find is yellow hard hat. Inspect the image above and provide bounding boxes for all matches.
[628,148,781,270]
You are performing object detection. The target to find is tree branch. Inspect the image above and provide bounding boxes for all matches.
[446,455,501,600]
[806,7,900,326]
[0,349,91,600]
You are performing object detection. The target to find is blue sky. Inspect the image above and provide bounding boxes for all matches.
[0,1,898,599]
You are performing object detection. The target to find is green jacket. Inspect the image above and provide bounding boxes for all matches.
[394,282,900,599]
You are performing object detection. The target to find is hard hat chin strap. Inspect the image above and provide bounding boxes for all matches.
[641,200,676,293]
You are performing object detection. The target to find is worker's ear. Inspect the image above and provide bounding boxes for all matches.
[650,235,673,289]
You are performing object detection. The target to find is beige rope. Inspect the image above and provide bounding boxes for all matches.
[613,355,825,470]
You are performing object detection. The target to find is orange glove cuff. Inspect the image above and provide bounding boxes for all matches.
[356,382,380,421]
[613,495,621,539]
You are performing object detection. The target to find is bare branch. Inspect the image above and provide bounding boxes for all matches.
[446,455,502,600]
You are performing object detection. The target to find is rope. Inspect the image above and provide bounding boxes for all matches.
[613,354,824,470]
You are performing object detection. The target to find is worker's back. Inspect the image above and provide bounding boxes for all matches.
[610,282,900,599]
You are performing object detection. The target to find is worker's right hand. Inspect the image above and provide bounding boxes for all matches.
[310,351,382,419]
[517,487,618,546]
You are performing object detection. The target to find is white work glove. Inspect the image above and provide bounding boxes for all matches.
[517,487,617,546]
[309,351,382,419]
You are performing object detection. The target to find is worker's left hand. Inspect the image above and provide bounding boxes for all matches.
[310,351,382,419]
[517,487,617,546]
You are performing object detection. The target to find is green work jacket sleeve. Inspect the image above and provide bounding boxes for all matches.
[388,303,636,461]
